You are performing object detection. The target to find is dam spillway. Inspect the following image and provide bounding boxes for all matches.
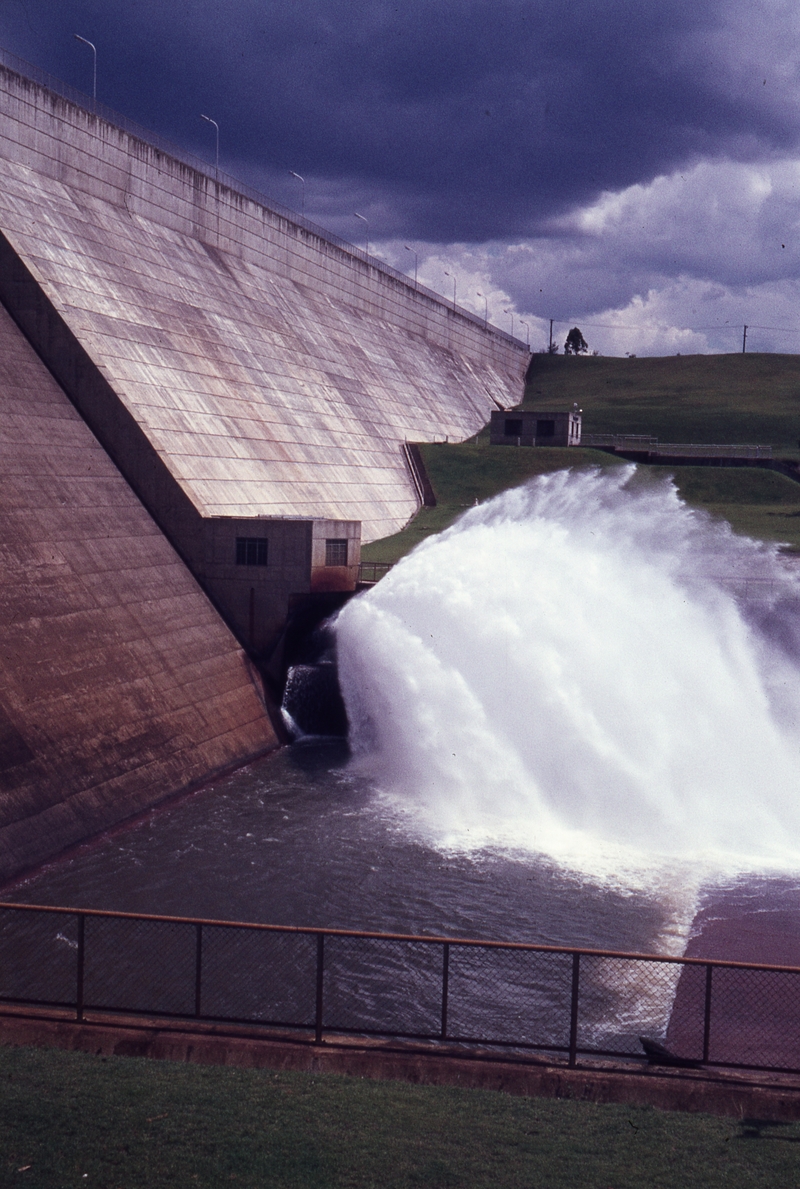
[0,299,277,878]
[0,47,528,878]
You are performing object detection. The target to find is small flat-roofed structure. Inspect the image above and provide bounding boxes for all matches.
[490,409,582,447]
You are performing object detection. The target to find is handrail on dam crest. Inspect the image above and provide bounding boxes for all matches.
[0,900,798,1077]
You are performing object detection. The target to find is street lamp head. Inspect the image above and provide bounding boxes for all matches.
[404,245,418,285]
[289,172,306,215]
[353,212,369,254]
[73,34,97,102]
[199,116,220,181]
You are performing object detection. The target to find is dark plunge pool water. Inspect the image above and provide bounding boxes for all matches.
[6,740,800,1063]
[7,740,675,955]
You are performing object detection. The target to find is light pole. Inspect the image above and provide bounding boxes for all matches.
[520,320,530,348]
[73,35,96,104]
[404,244,418,285]
[200,114,219,182]
[354,212,369,255]
[444,270,457,310]
[289,171,305,217]
[476,291,488,326]
[505,308,515,338]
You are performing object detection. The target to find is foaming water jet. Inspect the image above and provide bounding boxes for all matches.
[335,466,800,886]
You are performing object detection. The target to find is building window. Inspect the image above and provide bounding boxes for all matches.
[325,539,348,567]
[236,537,268,566]
[536,419,555,437]
[504,418,523,437]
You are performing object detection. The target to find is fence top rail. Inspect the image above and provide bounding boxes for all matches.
[1,900,799,974]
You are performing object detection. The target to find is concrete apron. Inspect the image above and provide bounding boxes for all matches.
[2,1008,800,1122]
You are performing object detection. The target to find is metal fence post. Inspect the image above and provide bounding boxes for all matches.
[702,964,713,1063]
[568,952,580,1067]
[76,913,85,1022]
[315,933,325,1044]
[194,923,203,1018]
[440,943,450,1041]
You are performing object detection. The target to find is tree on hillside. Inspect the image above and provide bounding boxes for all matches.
[564,327,588,355]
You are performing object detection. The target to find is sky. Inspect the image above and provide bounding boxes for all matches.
[3,0,800,356]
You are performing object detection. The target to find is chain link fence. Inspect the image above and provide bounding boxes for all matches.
[0,902,799,1073]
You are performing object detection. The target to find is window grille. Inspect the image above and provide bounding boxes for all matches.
[235,537,268,566]
[325,539,348,567]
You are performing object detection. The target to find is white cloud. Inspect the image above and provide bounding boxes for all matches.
[374,157,800,357]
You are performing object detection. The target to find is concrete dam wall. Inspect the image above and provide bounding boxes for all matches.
[0,302,279,880]
[0,51,528,877]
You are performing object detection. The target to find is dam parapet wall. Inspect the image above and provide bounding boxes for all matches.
[0,55,527,546]
[0,49,524,379]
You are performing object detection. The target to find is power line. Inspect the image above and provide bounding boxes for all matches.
[547,319,800,335]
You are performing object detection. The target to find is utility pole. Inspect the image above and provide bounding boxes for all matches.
[549,318,554,352]
[742,324,748,354]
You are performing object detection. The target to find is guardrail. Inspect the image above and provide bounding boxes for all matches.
[1,901,799,1074]
[582,435,773,459]
[656,444,773,459]
[0,45,526,354]
[583,434,659,448]
[357,562,394,584]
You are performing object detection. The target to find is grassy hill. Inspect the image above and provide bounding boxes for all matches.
[523,353,800,454]
[360,353,800,563]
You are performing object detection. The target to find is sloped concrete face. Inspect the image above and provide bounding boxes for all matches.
[0,303,279,880]
[0,65,527,544]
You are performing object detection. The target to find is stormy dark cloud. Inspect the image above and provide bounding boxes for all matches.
[3,0,799,239]
[3,0,800,353]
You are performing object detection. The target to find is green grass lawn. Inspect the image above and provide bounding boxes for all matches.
[361,444,621,563]
[361,443,800,563]
[2,1045,800,1188]
[523,352,800,455]
[668,466,800,552]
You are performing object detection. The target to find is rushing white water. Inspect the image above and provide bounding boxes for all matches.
[336,466,800,883]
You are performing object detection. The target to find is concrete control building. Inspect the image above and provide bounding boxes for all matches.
[490,409,582,447]
[0,48,528,878]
